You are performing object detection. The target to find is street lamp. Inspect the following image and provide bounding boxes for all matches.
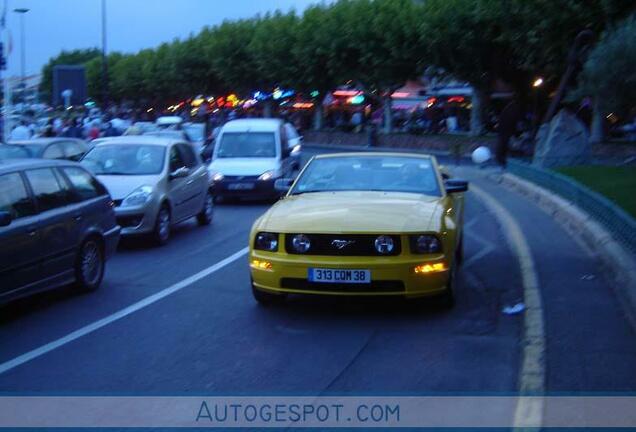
[13,7,29,111]
[531,77,544,136]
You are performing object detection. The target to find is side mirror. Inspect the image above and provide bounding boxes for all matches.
[439,165,450,180]
[274,178,294,193]
[445,179,468,194]
[169,166,190,180]
[0,211,12,227]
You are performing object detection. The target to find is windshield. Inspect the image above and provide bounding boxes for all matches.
[291,156,441,196]
[216,132,276,158]
[81,144,166,175]
[0,145,33,159]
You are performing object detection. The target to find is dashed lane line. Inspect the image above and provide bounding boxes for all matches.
[471,185,546,430]
[0,247,249,376]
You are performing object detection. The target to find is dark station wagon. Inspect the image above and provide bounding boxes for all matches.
[0,159,120,304]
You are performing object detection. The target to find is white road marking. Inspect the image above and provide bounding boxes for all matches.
[0,247,249,376]
[463,218,497,270]
[471,185,546,429]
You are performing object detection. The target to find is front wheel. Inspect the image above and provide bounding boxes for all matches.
[438,264,456,309]
[75,238,105,292]
[252,284,287,306]
[197,191,214,226]
[152,204,171,246]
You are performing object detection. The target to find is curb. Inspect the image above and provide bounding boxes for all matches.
[496,172,636,330]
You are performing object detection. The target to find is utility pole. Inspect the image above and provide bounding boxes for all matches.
[13,7,28,114]
[0,0,7,142]
[101,0,108,110]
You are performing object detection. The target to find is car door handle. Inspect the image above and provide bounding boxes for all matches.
[26,226,37,236]
[186,179,194,185]
[73,215,83,221]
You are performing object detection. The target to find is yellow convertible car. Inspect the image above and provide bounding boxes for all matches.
[249,152,468,307]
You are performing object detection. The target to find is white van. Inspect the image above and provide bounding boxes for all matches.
[208,119,299,201]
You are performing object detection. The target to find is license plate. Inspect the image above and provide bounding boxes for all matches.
[308,268,371,284]
[227,182,255,190]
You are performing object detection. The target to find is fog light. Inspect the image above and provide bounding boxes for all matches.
[414,262,447,274]
[250,259,273,271]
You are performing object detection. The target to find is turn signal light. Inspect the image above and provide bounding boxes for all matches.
[414,262,447,274]
[250,259,273,271]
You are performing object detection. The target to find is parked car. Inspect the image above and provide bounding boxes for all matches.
[183,122,207,151]
[207,119,297,202]
[81,136,213,245]
[0,159,120,304]
[1,138,89,162]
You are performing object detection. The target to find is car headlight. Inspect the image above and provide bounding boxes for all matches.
[291,234,311,253]
[291,144,301,155]
[254,232,278,251]
[209,171,224,182]
[121,185,153,207]
[258,170,276,181]
[374,235,395,254]
[410,234,442,254]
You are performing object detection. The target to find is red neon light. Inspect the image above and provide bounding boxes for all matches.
[392,92,410,98]
[448,96,465,103]
[333,90,360,97]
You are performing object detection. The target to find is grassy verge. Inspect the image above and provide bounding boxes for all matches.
[556,166,636,218]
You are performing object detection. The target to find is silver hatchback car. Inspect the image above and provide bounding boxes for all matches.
[81,136,213,245]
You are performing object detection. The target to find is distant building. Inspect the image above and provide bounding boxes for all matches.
[5,74,41,106]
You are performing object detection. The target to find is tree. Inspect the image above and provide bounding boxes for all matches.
[420,0,509,135]
[248,11,300,116]
[39,48,101,103]
[85,52,124,103]
[206,19,260,97]
[292,4,343,129]
[333,0,426,133]
[576,16,636,142]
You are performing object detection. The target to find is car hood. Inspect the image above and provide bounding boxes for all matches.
[96,174,160,200]
[209,158,279,176]
[257,191,444,233]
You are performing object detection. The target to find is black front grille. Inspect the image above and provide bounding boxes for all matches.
[281,278,405,293]
[284,234,401,256]
[223,175,259,181]
[117,215,143,228]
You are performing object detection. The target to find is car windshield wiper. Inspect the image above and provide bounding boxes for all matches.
[289,190,325,195]
[98,171,134,175]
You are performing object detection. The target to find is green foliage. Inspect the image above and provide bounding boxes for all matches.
[577,16,636,113]
[37,0,636,113]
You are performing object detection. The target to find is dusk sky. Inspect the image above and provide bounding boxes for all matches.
[4,0,322,78]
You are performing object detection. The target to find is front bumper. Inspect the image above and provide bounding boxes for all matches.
[114,201,159,236]
[250,251,451,298]
[212,178,278,199]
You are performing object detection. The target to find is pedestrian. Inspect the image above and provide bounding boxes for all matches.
[42,119,56,137]
[496,99,523,168]
[102,121,119,137]
[9,120,32,140]
[351,110,363,133]
[87,122,101,141]
[63,118,83,138]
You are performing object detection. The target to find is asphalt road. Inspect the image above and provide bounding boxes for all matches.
[0,149,635,396]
